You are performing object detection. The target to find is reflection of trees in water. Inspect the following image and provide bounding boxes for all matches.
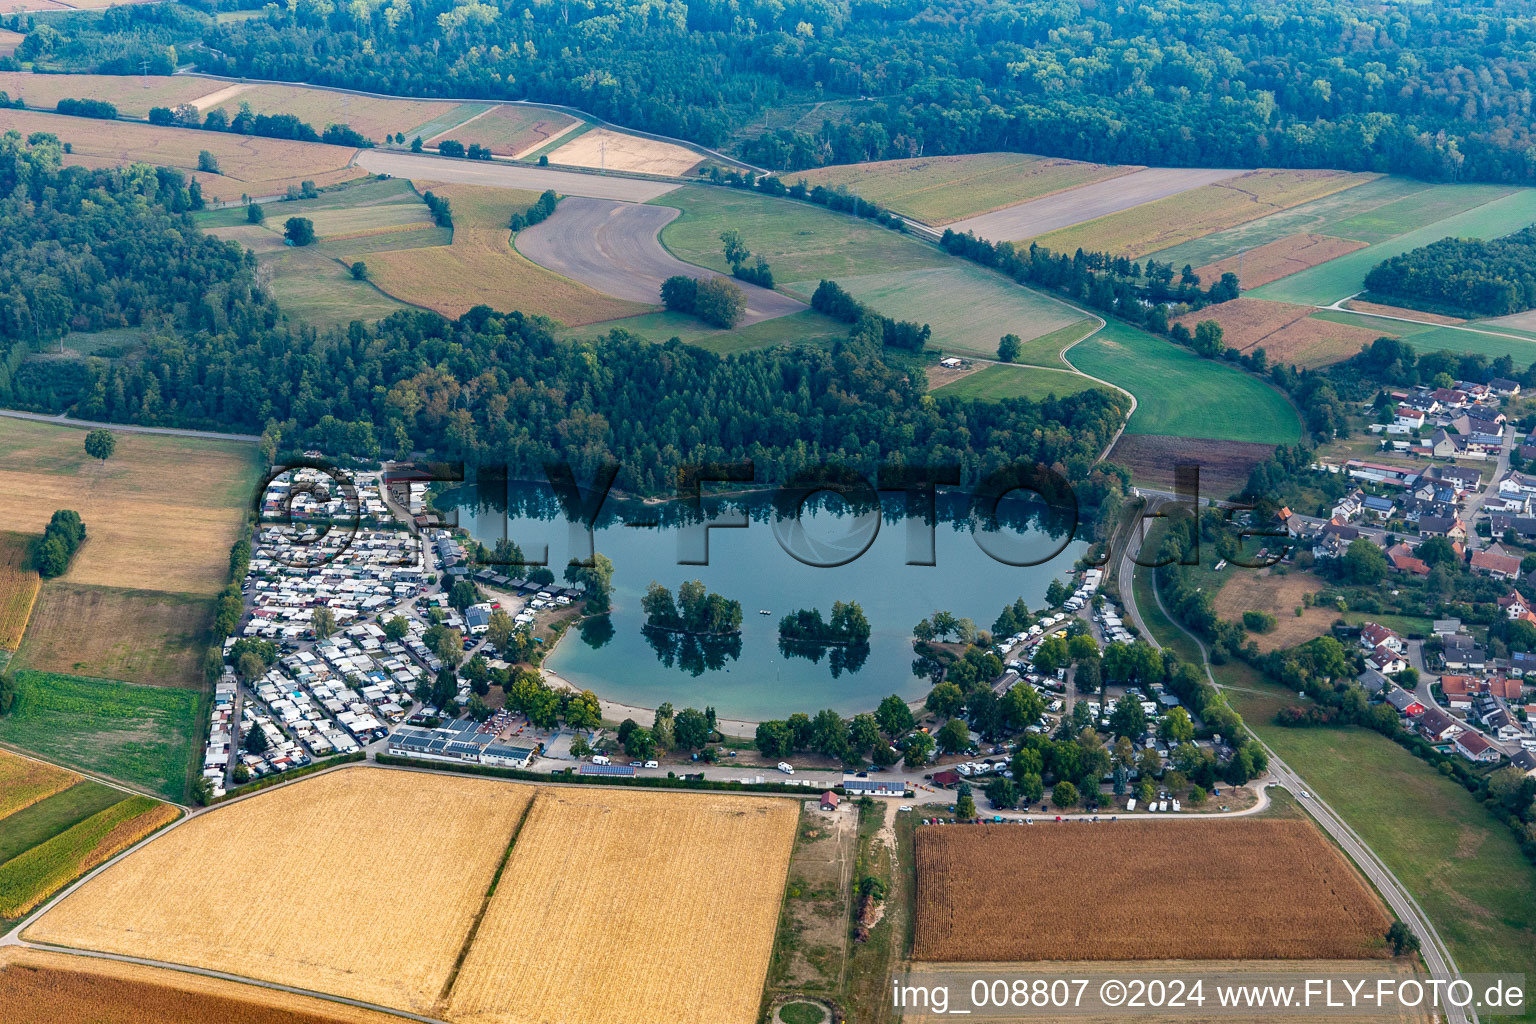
[578,614,615,649]
[641,625,742,676]
[778,638,871,678]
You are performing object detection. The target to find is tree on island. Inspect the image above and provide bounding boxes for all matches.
[641,580,742,634]
[778,600,871,644]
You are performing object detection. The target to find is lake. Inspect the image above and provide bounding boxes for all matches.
[440,478,1089,719]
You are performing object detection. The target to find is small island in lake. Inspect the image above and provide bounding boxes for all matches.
[778,601,871,645]
[642,580,744,635]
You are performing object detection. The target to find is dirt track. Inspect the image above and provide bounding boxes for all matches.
[516,197,807,324]
[354,150,680,202]
[945,166,1242,242]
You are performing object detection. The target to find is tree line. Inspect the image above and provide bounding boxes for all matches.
[1363,225,1536,317]
[17,0,1536,184]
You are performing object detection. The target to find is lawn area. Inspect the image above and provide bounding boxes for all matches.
[1252,188,1536,306]
[0,671,203,801]
[1223,683,1536,995]
[933,363,1106,403]
[0,781,125,865]
[584,308,849,354]
[791,152,1132,225]
[787,266,1085,360]
[1067,322,1303,443]
[654,185,947,281]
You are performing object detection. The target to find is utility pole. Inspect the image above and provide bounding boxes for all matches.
[139,59,150,87]
[599,136,606,172]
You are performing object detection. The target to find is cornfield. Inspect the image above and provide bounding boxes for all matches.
[445,786,799,1024]
[914,819,1392,961]
[0,795,178,918]
[0,750,77,822]
[0,532,40,651]
[26,767,533,1016]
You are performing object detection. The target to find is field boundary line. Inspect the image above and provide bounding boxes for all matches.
[433,792,538,1012]
[1318,294,1536,344]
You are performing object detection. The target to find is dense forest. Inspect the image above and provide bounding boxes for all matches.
[1363,225,1536,316]
[10,0,1536,182]
[0,133,1131,506]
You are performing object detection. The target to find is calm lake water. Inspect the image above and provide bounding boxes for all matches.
[440,478,1088,719]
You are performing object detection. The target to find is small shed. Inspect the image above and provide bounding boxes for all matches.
[820,791,840,811]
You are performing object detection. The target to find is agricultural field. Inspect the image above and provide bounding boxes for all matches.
[0,671,201,800]
[0,72,215,119]
[1106,433,1291,499]
[1311,309,1536,365]
[0,778,124,866]
[932,363,1107,403]
[368,182,648,323]
[0,795,177,920]
[788,265,1086,361]
[429,103,580,158]
[208,83,451,146]
[792,152,1134,225]
[583,308,850,355]
[1252,188,1536,307]
[0,531,39,652]
[1194,233,1368,289]
[0,29,23,56]
[14,584,213,689]
[0,947,413,1024]
[1033,169,1376,258]
[27,768,534,1017]
[913,819,1391,961]
[547,126,703,176]
[0,417,260,595]
[1210,567,1330,652]
[447,786,798,1024]
[0,749,77,822]
[1218,680,1536,989]
[0,109,366,202]
[1066,322,1304,443]
[1175,297,1387,368]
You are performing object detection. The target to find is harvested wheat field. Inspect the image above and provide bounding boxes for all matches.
[0,749,77,822]
[1213,568,1332,652]
[548,127,703,176]
[1177,297,1313,350]
[1035,170,1376,257]
[209,83,449,145]
[0,109,366,201]
[0,418,258,596]
[0,72,213,119]
[0,530,40,651]
[0,947,412,1024]
[16,584,213,688]
[1176,297,1387,367]
[429,103,580,158]
[447,786,799,1024]
[26,767,534,1015]
[914,819,1391,961]
[1195,233,1368,289]
[367,182,648,323]
[0,29,31,57]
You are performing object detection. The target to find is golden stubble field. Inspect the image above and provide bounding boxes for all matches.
[367,182,649,323]
[0,530,40,651]
[446,785,799,1024]
[0,418,258,596]
[548,127,703,176]
[26,768,535,1016]
[0,72,215,118]
[914,819,1392,961]
[0,749,78,821]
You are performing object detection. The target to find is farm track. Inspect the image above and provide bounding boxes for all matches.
[516,197,807,322]
[354,150,680,202]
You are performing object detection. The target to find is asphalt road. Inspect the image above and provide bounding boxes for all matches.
[354,150,682,202]
[1115,498,1475,1024]
[515,197,807,323]
[0,408,260,442]
[944,167,1242,243]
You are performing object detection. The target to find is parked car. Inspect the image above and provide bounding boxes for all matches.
[777,761,795,774]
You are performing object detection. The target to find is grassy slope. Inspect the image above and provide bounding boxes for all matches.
[934,363,1107,402]
[0,781,125,865]
[1067,322,1304,443]
[1252,189,1536,306]
[0,671,202,802]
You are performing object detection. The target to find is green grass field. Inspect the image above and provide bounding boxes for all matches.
[655,186,948,282]
[787,265,1085,360]
[0,780,124,865]
[0,671,202,801]
[401,101,494,143]
[586,308,849,354]
[1311,310,1536,364]
[933,363,1106,402]
[1253,188,1536,306]
[1067,322,1303,443]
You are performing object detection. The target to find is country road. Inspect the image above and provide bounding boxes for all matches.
[0,408,260,443]
[1114,496,1475,1024]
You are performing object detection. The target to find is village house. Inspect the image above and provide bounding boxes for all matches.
[1499,590,1536,623]
[1416,514,1467,541]
[1386,543,1430,576]
[1418,707,1463,743]
[1384,686,1426,717]
[1489,378,1522,398]
[1454,730,1501,763]
[1470,545,1522,580]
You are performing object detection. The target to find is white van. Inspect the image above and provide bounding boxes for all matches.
[644,760,659,769]
[591,755,611,766]
[777,762,795,774]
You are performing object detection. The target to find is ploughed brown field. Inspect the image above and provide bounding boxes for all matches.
[1104,434,1276,497]
[1177,297,1388,368]
[914,820,1392,961]
[1194,233,1367,290]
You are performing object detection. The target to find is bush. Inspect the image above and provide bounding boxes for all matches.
[284,217,316,246]
[693,277,746,328]
[56,98,117,120]
[197,150,219,173]
[1242,610,1278,634]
